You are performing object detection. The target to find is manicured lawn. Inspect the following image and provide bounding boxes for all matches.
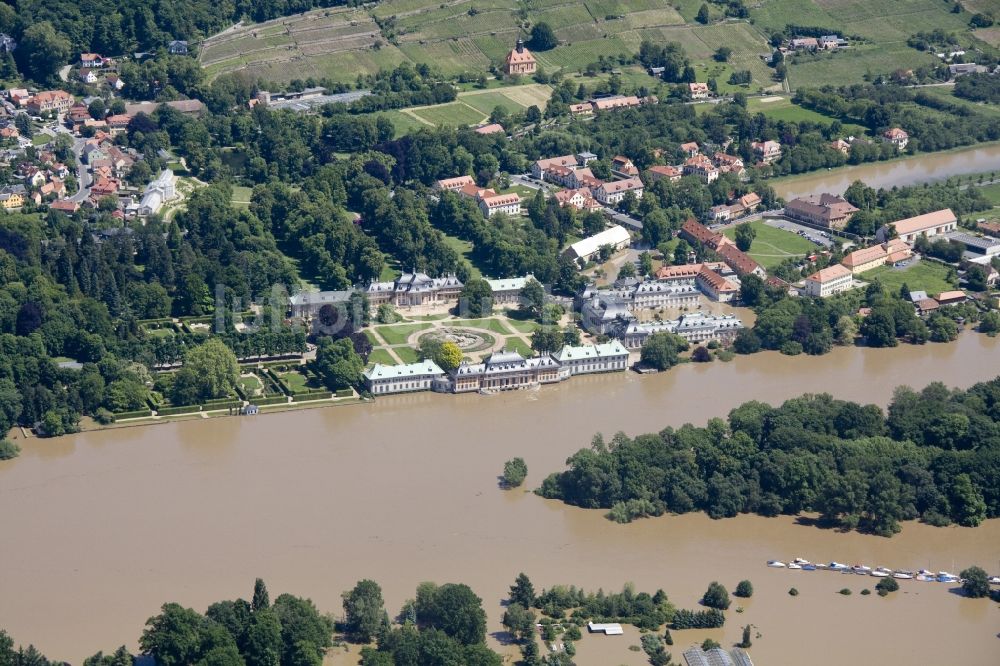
[364,330,382,345]
[504,317,540,333]
[440,232,483,279]
[32,134,51,146]
[723,221,818,269]
[452,318,514,335]
[864,260,956,296]
[238,374,263,393]
[373,323,432,345]
[367,349,397,366]
[278,370,319,392]
[410,102,486,127]
[145,327,176,339]
[505,337,534,358]
[395,346,420,363]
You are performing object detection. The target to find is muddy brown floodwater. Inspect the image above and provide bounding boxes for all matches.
[772,142,1000,200]
[3,333,1000,665]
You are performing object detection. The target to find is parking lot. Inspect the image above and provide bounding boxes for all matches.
[763,218,836,248]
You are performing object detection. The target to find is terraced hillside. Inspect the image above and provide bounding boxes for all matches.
[200,0,1000,88]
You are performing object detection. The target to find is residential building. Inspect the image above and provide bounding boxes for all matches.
[803,264,853,298]
[713,152,745,176]
[80,53,104,68]
[437,175,476,192]
[789,37,819,50]
[611,156,638,177]
[618,312,743,348]
[27,90,74,115]
[0,185,24,208]
[696,265,740,302]
[751,140,782,164]
[565,225,631,262]
[554,187,601,212]
[689,82,710,99]
[883,127,909,150]
[784,193,858,229]
[551,341,629,376]
[288,290,352,318]
[830,138,851,154]
[593,176,644,205]
[478,191,521,218]
[683,155,719,182]
[841,244,887,274]
[576,151,598,165]
[680,218,729,248]
[716,243,765,278]
[709,204,734,222]
[590,95,642,111]
[366,272,463,307]
[531,154,578,180]
[49,199,80,214]
[949,63,988,76]
[680,141,699,157]
[818,35,848,49]
[168,40,189,55]
[78,68,99,84]
[486,275,534,305]
[504,39,536,75]
[568,167,602,190]
[569,102,594,116]
[474,123,504,135]
[882,237,912,265]
[446,349,561,393]
[877,208,957,243]
[936,290,967,305]
[647,165,682,183]
[364,360,445,395]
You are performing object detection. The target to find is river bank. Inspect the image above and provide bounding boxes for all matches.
[2,332,999,665]
[771,140,1000,200]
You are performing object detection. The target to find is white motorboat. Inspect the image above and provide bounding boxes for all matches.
[916,573,935,582]
[893,570,914,579]
[828,562,850,571]
[767,560,786,568]
[792,557,811,565]
[852,565,872,575]
[870,567,892,578]
[988,576,1000,585]
[788,562,802,570]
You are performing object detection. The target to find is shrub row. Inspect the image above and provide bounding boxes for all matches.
[202,399,243,411]
[251,395,290,407]
[156,404,202,416]
[113,409,153,419]
[292,392,332,403]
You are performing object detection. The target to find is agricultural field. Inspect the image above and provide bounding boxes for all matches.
[398,83,553,127]
[864,260,956,296]
[723,220,819,269]
[198,0,987,90]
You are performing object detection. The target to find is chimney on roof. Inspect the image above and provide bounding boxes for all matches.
[516,38,524,53]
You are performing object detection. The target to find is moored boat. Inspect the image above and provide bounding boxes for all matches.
[988,576,1000,585]
[828,562,849,571]
[870,567,891,578]
[792,557,811,565]
[852,565,872,575]
[916,573,935,581]
[893,570,914,579]
[802,564,817,571]
[767,560,786,568]
[788,562,802,570]
[936,571,959,583]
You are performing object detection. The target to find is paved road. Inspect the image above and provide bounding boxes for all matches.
[68,137,92,203]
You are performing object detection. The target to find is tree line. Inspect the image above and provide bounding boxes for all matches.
[537,375,1000,536]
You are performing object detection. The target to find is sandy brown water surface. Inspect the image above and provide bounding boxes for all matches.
[3,333,1000,664]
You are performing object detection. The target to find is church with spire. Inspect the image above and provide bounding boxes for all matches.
[504,38,537,76]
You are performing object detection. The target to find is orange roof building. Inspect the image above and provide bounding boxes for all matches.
[504,39,536,76]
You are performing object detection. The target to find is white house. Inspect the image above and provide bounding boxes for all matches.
[552,342,629,376]
[803,264,853,298]
[138,169,177,216]
[594,176,644,205]
[363,360,445,395]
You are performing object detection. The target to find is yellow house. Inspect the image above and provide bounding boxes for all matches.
[841,245,888,275]
[0,191,25,209]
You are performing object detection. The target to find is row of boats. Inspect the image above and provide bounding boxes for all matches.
[766,558,1000,584]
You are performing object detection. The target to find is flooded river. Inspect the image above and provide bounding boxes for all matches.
[3,333,1000,665]
[773,142,1000,200]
